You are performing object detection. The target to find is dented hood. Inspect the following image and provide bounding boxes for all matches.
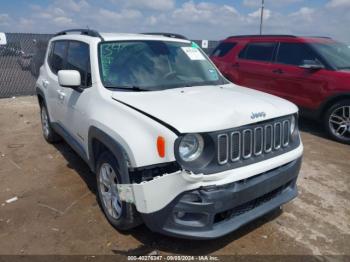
[111,84,298,134]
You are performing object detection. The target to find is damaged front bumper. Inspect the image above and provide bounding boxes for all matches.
[117,144,303,239]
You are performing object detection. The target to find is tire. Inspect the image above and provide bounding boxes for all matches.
[96,151,141,230]
[40,104,61,143]
[324,99,350,144]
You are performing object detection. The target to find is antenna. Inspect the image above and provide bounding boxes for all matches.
[260,0,265,35]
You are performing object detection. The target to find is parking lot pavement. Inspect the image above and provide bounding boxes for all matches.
[0,96,349,256]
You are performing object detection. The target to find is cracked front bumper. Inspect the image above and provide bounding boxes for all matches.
[117,144,303,239]
[118,143,303,214]
[141,157,301,239]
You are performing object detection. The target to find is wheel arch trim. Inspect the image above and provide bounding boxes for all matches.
[88,126,134,179]
[320,93,350,118]
[36,86,45,106]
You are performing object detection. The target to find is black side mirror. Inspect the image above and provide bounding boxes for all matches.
[299,60,324,70]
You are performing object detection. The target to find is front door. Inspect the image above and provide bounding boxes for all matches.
[60,40,92,155]
[271,42,328,109]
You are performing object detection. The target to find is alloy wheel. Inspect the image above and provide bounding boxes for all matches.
[329,106,350,140]
[99,163,122,219]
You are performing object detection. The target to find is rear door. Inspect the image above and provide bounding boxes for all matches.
[45,40,68,123]
[235,41,277,93]
[271,42,328,109]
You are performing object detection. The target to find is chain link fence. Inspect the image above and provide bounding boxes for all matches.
[0,33,219,98]
[0,33,52,98]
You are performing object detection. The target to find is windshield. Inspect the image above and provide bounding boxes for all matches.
[98,40,227,91]
[310,42,350,70]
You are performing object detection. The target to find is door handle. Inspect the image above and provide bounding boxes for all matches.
[57,90,66,100]
[42,80,49,88]
[231,62,240,68]
[272,69,283,74]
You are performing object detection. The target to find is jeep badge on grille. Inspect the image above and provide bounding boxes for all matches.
[251,112,266,119]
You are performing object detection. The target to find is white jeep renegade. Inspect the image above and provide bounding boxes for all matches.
[36,29,303,239]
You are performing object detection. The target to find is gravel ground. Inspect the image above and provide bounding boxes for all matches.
[0,96,349,259]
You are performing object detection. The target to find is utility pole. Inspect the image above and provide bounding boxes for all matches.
[260,0,264,35]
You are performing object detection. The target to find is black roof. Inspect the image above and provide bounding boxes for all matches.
[54,29,188,41]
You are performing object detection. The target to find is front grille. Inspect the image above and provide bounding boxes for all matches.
[217,117,291,165]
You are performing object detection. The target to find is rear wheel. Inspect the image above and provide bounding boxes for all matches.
[40,104,61,143]
[96,151,140,230]
[324,100,350,144]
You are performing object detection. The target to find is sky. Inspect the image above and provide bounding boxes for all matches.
[0,0,350,42]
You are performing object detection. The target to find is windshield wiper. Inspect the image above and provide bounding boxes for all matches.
[106,85,150,92]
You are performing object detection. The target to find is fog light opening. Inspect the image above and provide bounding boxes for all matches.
[173,211,208,227]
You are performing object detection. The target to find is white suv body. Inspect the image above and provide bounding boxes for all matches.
[36,29,303,239]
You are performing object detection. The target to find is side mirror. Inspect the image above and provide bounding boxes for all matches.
[58,70,81,88]
[299,60,324,70]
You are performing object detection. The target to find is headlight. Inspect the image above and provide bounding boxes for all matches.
[178,134,204,162]
[290,115,296,134]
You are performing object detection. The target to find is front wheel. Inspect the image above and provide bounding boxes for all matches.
[96,151,141,230]
[324,100,350,144]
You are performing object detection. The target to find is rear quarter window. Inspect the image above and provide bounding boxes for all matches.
[239,42,276,62]
[211,42,237,57]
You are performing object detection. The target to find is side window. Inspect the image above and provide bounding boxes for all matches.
[66,41,91,87]
[211,42,237,57]
[239,42,276,62]
[49,41,67,74]
[276,43,320,66]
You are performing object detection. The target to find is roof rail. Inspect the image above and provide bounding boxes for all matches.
[227,34,297,39]
[55,29,104,41]
[142,32,188,40]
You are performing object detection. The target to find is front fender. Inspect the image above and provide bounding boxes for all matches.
[87,94,179,169]
[88,126,132,176]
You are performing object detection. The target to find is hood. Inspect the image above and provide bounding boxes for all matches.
[111,84,298,134]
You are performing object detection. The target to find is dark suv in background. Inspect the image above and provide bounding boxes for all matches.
[211,35,350,144]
